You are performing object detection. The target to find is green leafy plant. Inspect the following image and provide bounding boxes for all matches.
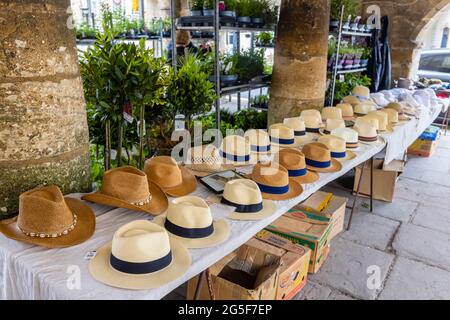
[191,0,204,11]
[224,0,237,11]
[234,109,268,130]
[361,47,372,59]
[330,0,359,21]
[332,73,372,101]
[328,36,337,59]
[75,22,97,39]
[203,0,214,9]
[251,94,269,107]
[257,32,273,46]
[236,0,252,17]
[262,0,278,25]
[234,48,265,81]
[248,0,265,18]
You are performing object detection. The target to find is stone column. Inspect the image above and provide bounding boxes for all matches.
[268,0,330,125]
[0,0,91,218]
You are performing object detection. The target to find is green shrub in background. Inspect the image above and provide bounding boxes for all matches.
[234,48,265,81]
[333,73,372,102]
[330,0,359,21]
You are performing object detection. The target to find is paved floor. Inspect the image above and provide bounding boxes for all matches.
[165,134,450,300]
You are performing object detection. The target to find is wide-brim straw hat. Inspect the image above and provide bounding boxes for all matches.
[275,148,319,185]
[89,221,191,290]
[153,196,230,248]
[318,136,357,162]
[245,129,273,155]
[302,142,342,173]
[269,124,303,148]
[184,144,235,177]
[82,166,168,215]
[0,186,95,248]
[220,135,256,166]
[145,156,197,197]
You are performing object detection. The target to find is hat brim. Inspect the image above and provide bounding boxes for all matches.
[359,136,385,145]
[158,166,198,197]
[88,237,191,290]
[334,150,357,162]
[306,158,342,173]
[291,170,320,185]
[247,176,304,201]
[82,181,168,215]
[0,198,95,248]
[228,199,277,221]
[186,164,235,178]
[152,216,230,249]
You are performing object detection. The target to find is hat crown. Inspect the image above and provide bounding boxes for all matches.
[354,102,376,115]
[302,115,321,128]
[337,103,354,117]
[381,108,399,122]
[300,109,322,122]
[269,124,294,139]
[283,117,305,131]
[17,186,75,235]
[252,162,289,187]
[223,179,262,205]
[358,116,380,130]
[245,129,270,146]
[322,107,343,120]
[354,120,377,137]
[102,166,150,202]
[367,111,388,129]
[318,135,346,153]
[343,95,361,106]
[303,142,332,162]
[277,148,306,170]
[331,128,358,143]
[167,196,213,229]
[111,221,171,263]
[325,118,345,131]
[352,86,370,99]
[221,135,250,156]
[145,156,183,188]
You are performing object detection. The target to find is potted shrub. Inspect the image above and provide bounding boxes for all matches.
[249,0,265,26]
[330,0,358,29]
[190,0,204,16]
[203,0,215,16]
[221,0,237,17]
[236,0,252,25]
[234,48,265,82]
[250,94,269,109]
[204,52,239,86]
[360,47,371,67]
[256,31,273,46]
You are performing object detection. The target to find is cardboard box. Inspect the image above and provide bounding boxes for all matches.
[187,242,280,300]
[254,230,311,300]
[407,125,440,158]
[353,159,403,203]
[295,191,347,240]
[265,214,332,274]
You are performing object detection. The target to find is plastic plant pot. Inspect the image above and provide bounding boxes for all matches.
[203,9,214,16]
[237,16,251,24]
[190,10,203,16]
[251,17,264,26]
[220,10,236,17]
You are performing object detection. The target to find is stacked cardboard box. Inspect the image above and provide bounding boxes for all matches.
[407,125,440,157]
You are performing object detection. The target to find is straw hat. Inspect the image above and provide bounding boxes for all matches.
[219,135,254,165]
[352,86,370,101]
[337,103,354,120]
[380,108,399,124]
[269,124,302,148]
[221,179,277,221]
[0,186,95,248]
[275,148,319,184]
[301,142,342,173]
[354,101,377,116]
[302,115,323,134]
[153,196,230,248]
[300,109,322,122]
[342,95,361,106]
[184,144,234,177]
[283,117,313,144]
[353,120,378,143]
[145,156,197,197]
[248,162,303,201]
[367,110,391,132]
[318,135,356,162]
[89,220,191,290]
[386,102,412,121]
[319,118,345,135]
[331,127,359,149]
[244,129,272,155]
[321,107,343,121]
[356,116,380,132]
[83,166,168,215]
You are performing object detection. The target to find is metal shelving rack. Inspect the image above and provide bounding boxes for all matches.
[170,0,275,130]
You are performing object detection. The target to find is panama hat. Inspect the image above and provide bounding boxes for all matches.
[343,95,361,106]
[337,103,355,120]
[353,120,379,144]
[153,196,230,248]
[356,116,380,132]
[245,129,272,155]
[352,86,370,101]
[283,117,313,144]
[354,101,377,116]
[185,144,234,177]
[321,107,343,121]
[380,108,399,124]
[331,127,359,149]
[269,124,302,149]
[275,148,319,184]
[367,110,391,132]
[220,135,254,165]
[248,162,303,201]
[302,115,323,134]
[319,118,346,135]
[300,109,322,123]
[0,186,95,248]
[386,102,412,121]
[318,135,356,162]
[83,166,168,215]
[221,179,277,221]
[145,156,197,197]
[302,142,342,173]
[89,220,191,290]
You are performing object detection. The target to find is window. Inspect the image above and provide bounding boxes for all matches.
[419,54,450,73]
[442,28,449,48]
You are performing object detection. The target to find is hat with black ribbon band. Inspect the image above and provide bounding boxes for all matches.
[257,183,289,195]
[271,137,295,145]
[220,150,250,163]
[305,158,331,169]
[110,251,173,275]
[306,128,320,133]
[294,130,306,137]
[221,197,263,213]
[164,218,214,239]
[251,144,271,152]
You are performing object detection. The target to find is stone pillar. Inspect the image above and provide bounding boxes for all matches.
[0,0,91,218]
[268,0,330,125]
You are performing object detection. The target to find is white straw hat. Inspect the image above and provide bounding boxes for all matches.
[353,120,379,144]
[283,117,313,144]
[336,103,354,120]
[269,123,302,148]
[89,220,191,290]
[300,109,322,123]
[185,144,234,177]
[380,108,399,124]
[343,95,361,106]
[220,135,254,165]
[153,196,230,248]
[367,110,390,132]
[318,135,356,162]
[244,129,272,155]
[330,127,359,149]
[321,107,343,121]
[357,116,380,131]
[354,102,377,115]
[302,115,323,134]
[319,118,345,135]
[221,179,277,221]
[352,86,370,101]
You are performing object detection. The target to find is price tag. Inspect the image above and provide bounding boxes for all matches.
[174,114,185,131]
[84,251,97,261]
[339,74,345,82]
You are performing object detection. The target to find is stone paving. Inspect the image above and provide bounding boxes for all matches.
[164,134,450,300]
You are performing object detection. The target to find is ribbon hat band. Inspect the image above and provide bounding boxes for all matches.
[331,151,346,158]
[164,218,214,239]
[110,251,173,275]
[306,158,331,168]
[251,145,271,152]
[221,197,263,213]
[306,128,320,133]
[270,137,295,145]
[288,168,307,177]
[294,130,306,137]
[220,150,250,162]
[257,183,289,195]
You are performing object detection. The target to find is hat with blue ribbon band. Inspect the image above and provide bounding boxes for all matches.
[302,142,342,173]
[245,129,272,154]
[219,135,253,165]
[276,148,319,184]
[269,123,301,148]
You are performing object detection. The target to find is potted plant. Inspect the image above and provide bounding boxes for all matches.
[360,47,371,67]
[190,0,204,16]
[263,2,278,28]
[249,0,265,26]
[236,0,252,25]
[162,17,171,37]
[330,0,358,29]
[203,0,215,16]
[234,48,265,82]
[250,94,269,109]
[204,52,239,86]
[221,0,237,17]
[256,32,273,47]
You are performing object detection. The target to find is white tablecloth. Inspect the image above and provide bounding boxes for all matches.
[0,141,385,300]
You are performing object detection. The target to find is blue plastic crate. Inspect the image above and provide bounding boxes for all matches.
[419,125,440,141]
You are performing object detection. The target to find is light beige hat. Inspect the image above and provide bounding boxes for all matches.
[269,123,302,148]
[367,110,390,132]
[0,186,95,248]
[300,109,322,123]
[357,116,380,131]
[283,117,313,144]
[321,107,343,121]
[185,144,234,177]
[301,142,342,173]
[343,95,361,106]
[380,108,399,124]
[153,196,230,248]
[82,166,168,215]
[331,127,359,149]
[353,120,378,143]
[302,115,323,134]
[352,85,370,101]
[89,220,191,290]
[221,179,277,221]
[386,102,412,121]
[245,129,272,155]
[145,156,197,197]
[337,103,354,120]
[275,148,319,184]
[354,102,377,115]
[318,135,356,162]
[319,118,345,135]
[220,135,254,165]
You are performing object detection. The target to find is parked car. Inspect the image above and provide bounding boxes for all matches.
[417,49,450,82]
